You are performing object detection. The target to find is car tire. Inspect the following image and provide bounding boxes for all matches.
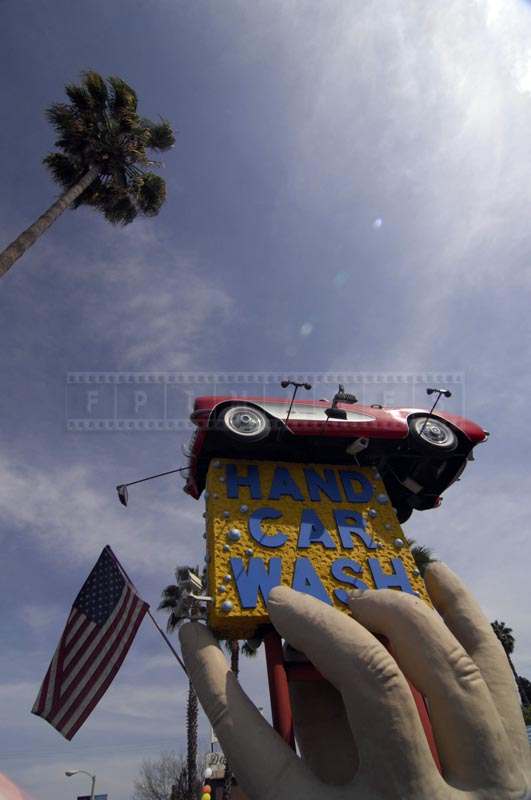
[394,501,413,524]
[217,404,272,442]
[408,416,458,453]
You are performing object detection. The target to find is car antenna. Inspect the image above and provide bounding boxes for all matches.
[280,379,312,425]
[418,387,452,437]
[116,466,189,507]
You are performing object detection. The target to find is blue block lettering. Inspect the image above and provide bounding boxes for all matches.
[292,557,332,604]
[368,558,416,594]
[226,463,262,500]
[334,510,377,549]
[297,509,336,549]
[249,508,288,548]
[339,470,373,502]
[303,467,341,502]
[230,557,282,608]
[331,557,369,603]
[269,466,304,501]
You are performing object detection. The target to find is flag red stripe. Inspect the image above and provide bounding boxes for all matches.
[62,599,148,739]
[31,546,149,740]
[63,616,94,661]
[62,610,116,681]
[50,587,134,725]
[53,591,138,732]
[32,657,54,716]
[52,610,80,709]
[52,636,67,710]
[51,589,135,728]
[60,587,131,693]
[41,643,62,717]
[34,609,78,715]
[63,609,83,643]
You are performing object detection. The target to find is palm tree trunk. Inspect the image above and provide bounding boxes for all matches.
[186,680,198,800]
[222,642,240,800]
[230,640,240,678]
[0,166,98,279]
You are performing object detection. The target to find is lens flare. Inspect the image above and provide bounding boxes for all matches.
[0,772,34,800]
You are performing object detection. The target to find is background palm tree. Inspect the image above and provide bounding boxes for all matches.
[409,540,436,577]
[0,70,175,278]
[491,620,530,706]
[159,574,199,800]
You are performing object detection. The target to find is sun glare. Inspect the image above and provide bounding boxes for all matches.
[0,773,33,800]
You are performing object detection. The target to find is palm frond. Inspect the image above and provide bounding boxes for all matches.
[42,71,175,224]
[240,641,258,658]
[136,173,166,215]
[491,620,515,655]
[158,584,181,605]
[43,152,81,188]
[71,175,108,209]
[45,103,78,136]
[165,610,184,633]
[101,193,137,225]
[108,76,138,114]
[145,119,176,151]
[409,540,436,577]
[81,70,108,109]
[64,82,93,113]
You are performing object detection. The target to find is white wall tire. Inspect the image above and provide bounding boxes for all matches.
[218,404,271,442]
[409,416,458,453]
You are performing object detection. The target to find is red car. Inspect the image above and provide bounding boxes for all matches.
[182,384,488,523]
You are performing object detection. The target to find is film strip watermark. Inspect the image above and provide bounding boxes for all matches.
[66,371,466,432]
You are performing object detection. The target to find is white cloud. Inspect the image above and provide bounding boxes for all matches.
[19,605,63,633]
[0,453,204,576]
[94,683,187,722]
[405,468,531,677]
[39,220,235,371]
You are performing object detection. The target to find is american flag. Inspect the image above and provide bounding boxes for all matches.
[31,546,149,740]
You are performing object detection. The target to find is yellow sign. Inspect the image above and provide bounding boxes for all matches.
[206,459,429,638]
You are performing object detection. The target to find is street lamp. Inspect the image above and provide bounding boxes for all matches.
[65,770,96,800]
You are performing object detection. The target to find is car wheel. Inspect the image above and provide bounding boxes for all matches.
[217,404,271,442]
[394,501,413,524]
[408,416,458,453]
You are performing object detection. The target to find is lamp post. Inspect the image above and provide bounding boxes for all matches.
[65,769,96,800]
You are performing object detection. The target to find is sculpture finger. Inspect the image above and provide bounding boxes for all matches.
[425,561,531,767]
[348,586,523,792]
[179,622,314,800]
[267,586,442,796]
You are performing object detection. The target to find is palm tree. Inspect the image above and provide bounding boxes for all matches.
[491,620,530,706]
[159,574,199,800]
[409,540,436,577]
[0,70,175,278]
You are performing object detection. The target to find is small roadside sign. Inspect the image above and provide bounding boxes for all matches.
[78,795,107,800]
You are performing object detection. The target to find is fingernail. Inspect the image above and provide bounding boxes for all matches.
[348,588,367,600]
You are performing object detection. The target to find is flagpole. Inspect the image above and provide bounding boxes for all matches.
[107,546,188,675]
[147,609,188,675]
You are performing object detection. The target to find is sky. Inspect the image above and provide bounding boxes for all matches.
[1,0,531,797]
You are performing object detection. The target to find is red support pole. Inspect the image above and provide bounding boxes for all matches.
[263,629,441,772]
[264,630,295,748]
[407,680,442,772]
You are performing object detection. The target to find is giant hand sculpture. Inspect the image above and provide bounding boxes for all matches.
[180,563,531,799]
